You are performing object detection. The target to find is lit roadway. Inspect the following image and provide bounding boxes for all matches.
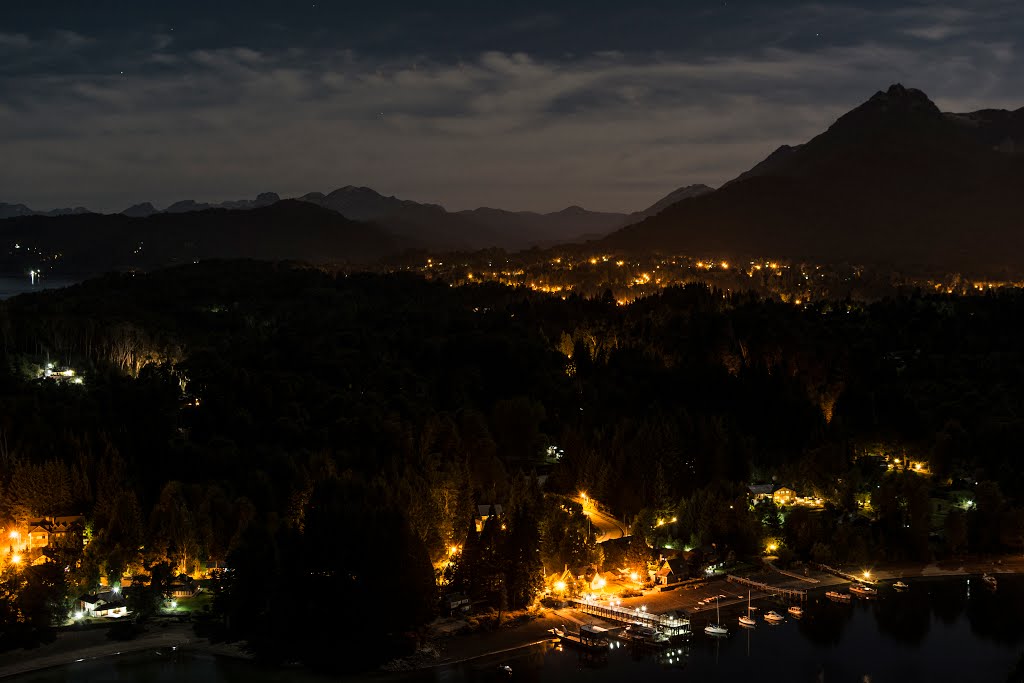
[573,496,629,543]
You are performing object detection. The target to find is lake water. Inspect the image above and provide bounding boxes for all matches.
[0,276,76,299]
[12,578,1024,683]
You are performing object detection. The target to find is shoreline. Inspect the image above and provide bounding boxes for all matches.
[0,622,251,681]
[417,558,1024,672]
[2,559,1020,680]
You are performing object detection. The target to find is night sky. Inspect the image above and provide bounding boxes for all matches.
[4,1,1022,213]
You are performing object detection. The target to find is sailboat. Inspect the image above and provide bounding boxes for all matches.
[738,590,756,628]
[704,596,729,636]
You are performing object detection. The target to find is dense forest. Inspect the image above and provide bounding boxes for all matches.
[1,261,1023,668]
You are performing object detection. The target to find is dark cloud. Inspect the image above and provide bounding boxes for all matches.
[2,2,1022,213]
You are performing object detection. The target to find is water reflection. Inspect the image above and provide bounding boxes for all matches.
[796,598,854,646]
[930,579,968,625]
[966,577,1024,645]
[874,585,931,645]
[13,578,1024,683]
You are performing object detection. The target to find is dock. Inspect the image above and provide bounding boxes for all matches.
[726,575,807,601]
[571,599,690,636]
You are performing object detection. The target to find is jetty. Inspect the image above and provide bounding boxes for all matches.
[726,575,807,601]
[571,599,690,637]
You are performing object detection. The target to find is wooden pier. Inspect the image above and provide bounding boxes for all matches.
[726,575,807,601]
[570,599,690,636]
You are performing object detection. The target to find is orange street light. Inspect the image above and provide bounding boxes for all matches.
[554,580,567,593]
[11,554,22,565]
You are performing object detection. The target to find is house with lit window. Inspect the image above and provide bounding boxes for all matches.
[655,558,689,585]
[25,515,85,550]
[80,589,127,617]
[772,487,798,506]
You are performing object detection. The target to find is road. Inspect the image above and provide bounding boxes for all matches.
[572,497,629,543]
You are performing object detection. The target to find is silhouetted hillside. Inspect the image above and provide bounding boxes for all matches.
[604,85,1024,267]
[0,200,397,276]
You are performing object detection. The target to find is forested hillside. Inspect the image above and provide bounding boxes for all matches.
[1,261,1023,667]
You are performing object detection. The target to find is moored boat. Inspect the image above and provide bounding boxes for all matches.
[849,584,877,597]
[826,591,851,602]
[982,573,998,590]
[705,596,729,636]
[623,624,669,648]
[738,590,756,628]
[787,605,803,618]
[764,610,785,623]
[893,580,909,591]
[551,624,610,650]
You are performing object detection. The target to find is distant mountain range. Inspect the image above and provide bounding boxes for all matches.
[603,84,1024,267]
[0,203,92,219]
[0,201,397,275]
[1,185,713,253]
[9,83,1023,271]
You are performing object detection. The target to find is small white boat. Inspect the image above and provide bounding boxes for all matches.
[787,605,803,618]
[826,591,851,602]
[893,581,909,591]
[849,584,877,597]
[705,597,729,636]
[764,610,785,623]
[738,590,756,628]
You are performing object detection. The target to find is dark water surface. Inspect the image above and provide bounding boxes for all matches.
[0,277,76,299]
[13,579,1024,683]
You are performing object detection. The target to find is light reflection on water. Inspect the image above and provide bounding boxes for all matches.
[11,578,1024,683]
[0,277,75,300]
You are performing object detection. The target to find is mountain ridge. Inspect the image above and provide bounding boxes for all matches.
[602,84,1024,267]
[3,183,714,252]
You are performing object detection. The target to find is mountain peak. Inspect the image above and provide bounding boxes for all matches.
[122,202,157,218]
[867,83,940,112]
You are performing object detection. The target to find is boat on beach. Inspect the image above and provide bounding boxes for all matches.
[826,591,851,602]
